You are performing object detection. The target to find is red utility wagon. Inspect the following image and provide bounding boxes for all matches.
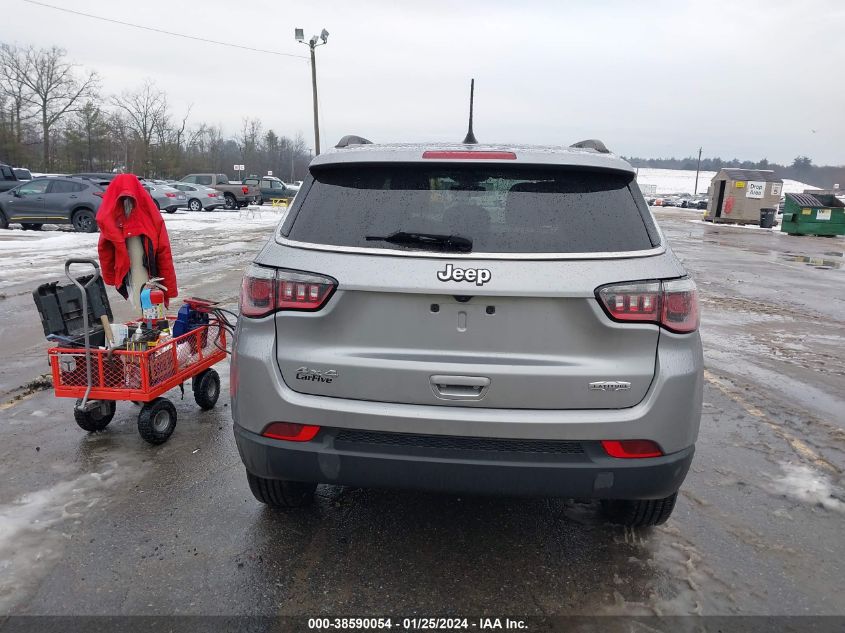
[47,260,227,444]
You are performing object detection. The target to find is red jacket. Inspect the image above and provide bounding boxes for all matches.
[96,174,178,302]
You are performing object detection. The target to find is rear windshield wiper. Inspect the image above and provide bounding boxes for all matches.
[365,231,473,253]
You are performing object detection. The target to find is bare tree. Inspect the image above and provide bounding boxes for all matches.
[112,79,169,175]
[0,44,35,165]
[4,45,98,169]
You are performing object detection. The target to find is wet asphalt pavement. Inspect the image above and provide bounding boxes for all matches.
[0,207,843,618]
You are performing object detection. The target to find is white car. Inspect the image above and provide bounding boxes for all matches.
[170,182,225,211]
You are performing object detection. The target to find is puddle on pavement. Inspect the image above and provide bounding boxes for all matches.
[778,252,843,270]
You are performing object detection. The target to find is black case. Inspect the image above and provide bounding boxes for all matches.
[33,275,113,347]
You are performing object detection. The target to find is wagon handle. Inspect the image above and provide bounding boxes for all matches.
[65,259,100,408]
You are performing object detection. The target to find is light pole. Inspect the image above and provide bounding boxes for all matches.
[295,27,329,155]
[694,146,702,195]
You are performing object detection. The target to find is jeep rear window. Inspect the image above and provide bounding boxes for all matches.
[286,165,657,253]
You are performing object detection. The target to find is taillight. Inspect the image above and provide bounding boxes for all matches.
[596,278,698,333]
[242,186,249,194]
[601,440,663,458]
[262,422,320,441]
[240,265,337,318]
[165,192,177,198]
[93,191,105,198]
[208,193,217,197]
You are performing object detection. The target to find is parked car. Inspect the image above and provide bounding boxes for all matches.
[242,176,298,205]
[0,176,106,232]
[179,173,259,209]
[0,162,19,193]
[142,183,188,213]
[71,172,118,182]
[12,168,32,182]
[170,182,224,211]
[232,139,703,527]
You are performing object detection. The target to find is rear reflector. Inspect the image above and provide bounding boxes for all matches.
[240,265,337,318]
[601,440,663,458]
[422,150,516,160]
[262,422,320,442]
[596,278,699,333]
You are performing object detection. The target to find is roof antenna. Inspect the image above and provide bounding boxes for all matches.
[462,78,478,144]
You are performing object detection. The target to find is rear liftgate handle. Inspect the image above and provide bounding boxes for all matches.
[430,375,491,401]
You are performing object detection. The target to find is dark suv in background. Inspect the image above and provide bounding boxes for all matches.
[0,162,19,193]
[0,176,106,232]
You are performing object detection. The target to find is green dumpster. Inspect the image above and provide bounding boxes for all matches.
[781,192,845,236]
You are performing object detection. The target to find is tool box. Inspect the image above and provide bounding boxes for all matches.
[33,274,113,347]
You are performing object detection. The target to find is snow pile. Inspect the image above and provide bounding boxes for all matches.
[634,168,816,196]
[767,463,843,513]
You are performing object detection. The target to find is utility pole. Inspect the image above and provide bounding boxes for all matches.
[296,28,329,156]
[694,147,702,194]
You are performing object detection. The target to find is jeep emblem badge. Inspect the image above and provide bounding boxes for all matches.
[436,263,492,286]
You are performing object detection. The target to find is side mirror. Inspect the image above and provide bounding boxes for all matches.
[12,190,21,197]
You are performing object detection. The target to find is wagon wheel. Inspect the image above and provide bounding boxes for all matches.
[192,369,220,411]
[73,399,116,432]
[137,397,177,445]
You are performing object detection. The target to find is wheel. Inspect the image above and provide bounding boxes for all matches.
[0,209,7,229]
[188,198,202,212]
[602,492,678,527]
[73,399,116,432]
[137,397,177,445]
[255,196,264,206]
[246,471,316,508]
[192,369,220,410]
[154,199,161,211]
[71,208,97,233]
[223,194,237,210]
[21,223,43,230]
[166,207,177,214]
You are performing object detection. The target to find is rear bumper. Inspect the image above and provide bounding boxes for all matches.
[234,424,694,499]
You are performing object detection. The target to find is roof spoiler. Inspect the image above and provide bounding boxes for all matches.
[335,135,373,148]
[570,139,610,154]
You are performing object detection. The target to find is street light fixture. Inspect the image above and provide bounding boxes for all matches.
[296,27,329,155]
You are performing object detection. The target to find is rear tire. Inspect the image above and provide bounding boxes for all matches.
[73,399,116,432]
[0,209,8,229]
[602,492,678,527]
[246,472,316,508]
[137,397,177,445]
[189,198,202,212]
[71,208,97,233]
[224,194,237,210]
[192,369,220,410]
[154,199,161,211]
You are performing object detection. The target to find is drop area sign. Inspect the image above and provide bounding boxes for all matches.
[746,181,766,199]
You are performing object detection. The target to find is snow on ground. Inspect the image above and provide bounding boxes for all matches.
[635,167,816,195]
[161,208,283,232]
[0,208,284,292]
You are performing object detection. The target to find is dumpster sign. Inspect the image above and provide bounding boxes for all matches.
[746,181,766,199]
[770,183,782,196]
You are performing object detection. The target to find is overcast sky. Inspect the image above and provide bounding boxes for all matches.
[2,0,842,165]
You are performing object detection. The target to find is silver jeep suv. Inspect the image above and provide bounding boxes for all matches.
[231,138,703,527]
